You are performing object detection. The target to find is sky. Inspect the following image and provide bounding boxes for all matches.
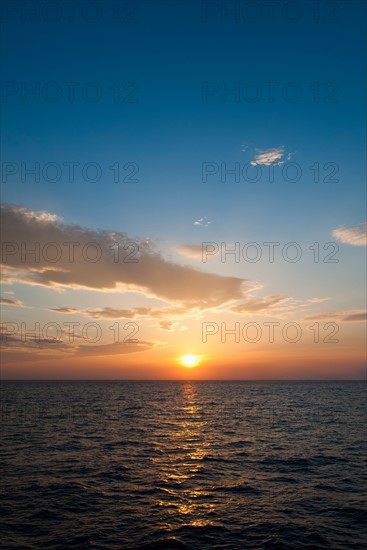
[1,0,366,379]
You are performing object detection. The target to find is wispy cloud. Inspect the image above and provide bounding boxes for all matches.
[75,340,155,357]
[230,295,289,315]
[84,306,189,320]
[0,297,23,306]
[49,307,79,314]
[45,305,194,332]
[332,222,367,246]
[303,310,366,322]
[193,217,212,227]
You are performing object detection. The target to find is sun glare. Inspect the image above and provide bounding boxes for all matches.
[179,354,201,368]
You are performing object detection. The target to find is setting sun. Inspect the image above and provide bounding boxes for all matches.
[179,355,201,368]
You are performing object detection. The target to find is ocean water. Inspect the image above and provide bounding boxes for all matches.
[1,381,366,549]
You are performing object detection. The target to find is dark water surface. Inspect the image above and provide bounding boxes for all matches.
[1,381,366,549]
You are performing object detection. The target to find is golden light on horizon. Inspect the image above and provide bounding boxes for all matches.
[179,354,201,368]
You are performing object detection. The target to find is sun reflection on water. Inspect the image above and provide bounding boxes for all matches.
[150,383,216,528]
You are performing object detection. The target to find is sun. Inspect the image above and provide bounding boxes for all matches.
[179,354,201,368]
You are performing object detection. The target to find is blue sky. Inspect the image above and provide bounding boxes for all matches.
[1,0,366,378]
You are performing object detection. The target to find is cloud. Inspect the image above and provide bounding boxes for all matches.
[1,331,66,350]
[47,305,200,332]
[0,326,157,358]
[75,340,155,357]
[9,206,61,224]
[86,307,152,319]
[250,147,288,166]
[85,305,197,322]
[1,204,249,308]
[332,222,367,246]
[45,305,192,332]
[308,297,330,303]
[193,217,212,227]
[176,244,204,259]
[0,297,23,306]
[49,307,79,314]
[158,320,177,331]
[343,313,367,322]
[303,311,367,322]
[230,295,288,314]
[157,320,187,332]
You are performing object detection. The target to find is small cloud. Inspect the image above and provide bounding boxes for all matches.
[49,307,78,314]
[193,217,212,227]
[308,297,330,303]
[230,295,288,314]
[241,144,248,152]
[157,320,187,332]
[0,297,23,306]
[158,320,188,332]
[332,222,367,247]
[250,146,286,166]
[158,321,176,331]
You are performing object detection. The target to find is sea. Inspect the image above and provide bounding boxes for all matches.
[1,381,366,549]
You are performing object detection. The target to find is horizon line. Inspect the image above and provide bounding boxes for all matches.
[1,378,366,382]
